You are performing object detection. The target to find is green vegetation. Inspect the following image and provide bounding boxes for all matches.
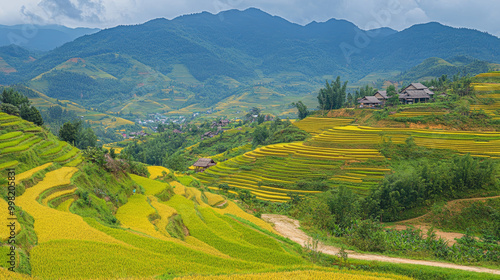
[0,88,43,126]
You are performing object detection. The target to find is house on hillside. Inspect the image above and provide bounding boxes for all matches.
[374,90,388,105]
[192,158,217,172]
[358,96,382,108]
[398,83,435,104]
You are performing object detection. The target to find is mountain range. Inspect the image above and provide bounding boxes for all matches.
[0,24,99,51]
[1,8,499,117]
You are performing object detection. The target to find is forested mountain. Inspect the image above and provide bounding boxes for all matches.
[0,24,99,51]
[1,8,499,115]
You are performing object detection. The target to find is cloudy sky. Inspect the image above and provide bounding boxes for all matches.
[1,0,499,36]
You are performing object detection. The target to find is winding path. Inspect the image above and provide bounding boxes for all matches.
[261,214,500,275]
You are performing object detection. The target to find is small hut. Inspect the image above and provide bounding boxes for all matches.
[358,96,381,108]
[192,158,217,172]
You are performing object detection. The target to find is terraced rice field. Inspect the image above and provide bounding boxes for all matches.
[389,111,447,118]
[16,167,122,244]
[293,117,353,134]
[197,108,500,201]
[116,194,168,239]
[195,139,388,200]
[147,165,171,179]
[172,270,412,280]
[311,125,500,158]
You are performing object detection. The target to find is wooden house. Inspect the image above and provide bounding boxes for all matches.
[192,158,217,172]
[358,96,381,108]
[374,90,388,105]
[398,83,435,104]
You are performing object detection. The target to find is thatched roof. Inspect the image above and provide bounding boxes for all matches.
[399,90,431,99]
[374,91,388,99]
[193,158,216,167]
[358,96,381,104]
[411,83,427,90]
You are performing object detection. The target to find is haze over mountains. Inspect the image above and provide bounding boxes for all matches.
[0,8,499,116]
[0,24,99,51]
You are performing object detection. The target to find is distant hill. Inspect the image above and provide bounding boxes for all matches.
[397,56,500,82]
[1,8,500,117]
[0,24,99,51]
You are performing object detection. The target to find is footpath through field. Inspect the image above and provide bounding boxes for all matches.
[262,214,500,275]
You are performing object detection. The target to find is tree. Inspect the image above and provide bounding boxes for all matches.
[257,114,266,124]
[59,122,79,144]
[164,152,186,171]
[1,103,20,116]
[245,107,261,121]
[355,85,377,99]
[77,127,97,149]
[252,126,269,147]
[157,123,165,133]
[20,104,43,126]
[1,88,29,107]
[0,88,43,125]
[317,76,348,112]
[386,85,400,106]
[292,101,309,120]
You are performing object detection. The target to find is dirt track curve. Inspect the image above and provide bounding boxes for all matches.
[261,214,500,275]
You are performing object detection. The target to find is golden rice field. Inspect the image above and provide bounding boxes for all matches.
[204,192,225,206]
[16,167,123,244]
[148,196,177,237]
[195,138,388,200]
[55,198,74,212]
[147,165,171,179]
[173,270,412,280]
[476,72,500,78]
[472,83,500,91]
[41,187,76,206]
[293,117,353,134]
[389,111,447,118]
[14,162,53,184]
[116,194,167,239]
[311,125,500,158]
[129,173,169,195]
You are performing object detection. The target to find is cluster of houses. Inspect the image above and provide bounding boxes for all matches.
[122,131,150,139]
[358,83,438,108]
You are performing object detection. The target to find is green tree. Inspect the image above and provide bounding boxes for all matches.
[59,121,79,144]
[1,103,20,116]
[252,125,269,147]
[165,152,186,171]
[77,127,97,149]
[157,123,165,133]
[1,88,29,107]
[317,76,348,112]
[386,85,400,106]
[292,101,309,120]
[20,104,44,126]
[355,85,377,99]
[327,186,361,229]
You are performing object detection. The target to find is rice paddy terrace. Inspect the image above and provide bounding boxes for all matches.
[0,112,82,173]
[471,71,500,120]
[1,162,407,280]
[196,111,500,202]
[0,114,411,279]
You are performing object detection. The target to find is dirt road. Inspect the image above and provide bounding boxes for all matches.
[261,214,500,275]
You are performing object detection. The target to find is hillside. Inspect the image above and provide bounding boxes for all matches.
[396,56,500,82]
[0,114,420,279]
